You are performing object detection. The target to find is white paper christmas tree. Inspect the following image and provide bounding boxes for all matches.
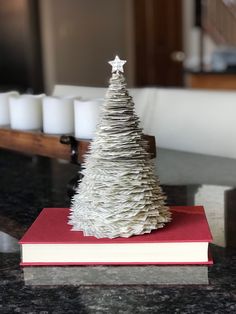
[68,56,171,238]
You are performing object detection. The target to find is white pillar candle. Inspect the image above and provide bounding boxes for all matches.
[0,91,19,126]
[74,98,103,139]
[9,94,44,130]
[43,96,75,134]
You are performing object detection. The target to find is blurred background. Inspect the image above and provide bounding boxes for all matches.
[1,0,236,94]
[1,0,236,251]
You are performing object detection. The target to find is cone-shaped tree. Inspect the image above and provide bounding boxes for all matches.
[69,56,171,238]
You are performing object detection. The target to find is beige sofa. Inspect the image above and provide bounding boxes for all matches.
[54,85,236,159]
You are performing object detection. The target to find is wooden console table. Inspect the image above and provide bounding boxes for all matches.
[185,72,236,90]
[0,128,156,164]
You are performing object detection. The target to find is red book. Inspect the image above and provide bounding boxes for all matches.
[19,206,213,266]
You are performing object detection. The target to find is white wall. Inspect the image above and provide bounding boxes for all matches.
[40,0,221,91]
[39,0,135,94]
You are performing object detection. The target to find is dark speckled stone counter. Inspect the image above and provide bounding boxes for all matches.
[1,149,236,313]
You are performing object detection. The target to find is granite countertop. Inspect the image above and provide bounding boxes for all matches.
[1,149,236,313]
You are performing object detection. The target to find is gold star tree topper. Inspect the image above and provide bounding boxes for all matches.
[109,55,127,73]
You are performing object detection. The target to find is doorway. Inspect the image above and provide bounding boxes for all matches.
[0,0,43,93]
[134,0,183,86]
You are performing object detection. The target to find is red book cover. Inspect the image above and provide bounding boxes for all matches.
[19,206,213,266]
